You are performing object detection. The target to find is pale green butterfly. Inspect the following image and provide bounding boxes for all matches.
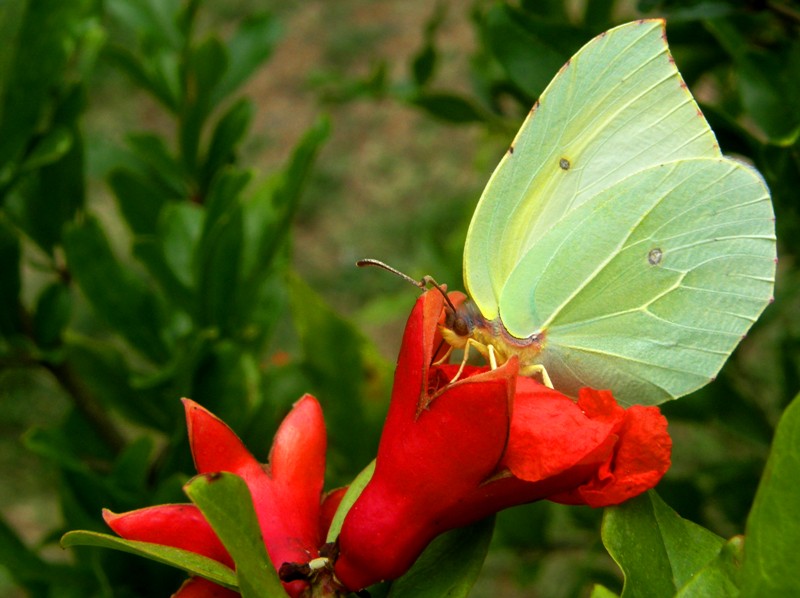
[364,19,776,407]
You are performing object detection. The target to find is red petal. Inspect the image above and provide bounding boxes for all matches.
[183,396,329,596]
[251,395,327,570]
[504,379,620,482]
[103,505,232,568]
[335,291,515,590]
[183,398,257,475]
[172,576,239,598]
[549,397,671,507]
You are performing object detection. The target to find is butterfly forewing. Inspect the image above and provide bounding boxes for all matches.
[464,20,720,321]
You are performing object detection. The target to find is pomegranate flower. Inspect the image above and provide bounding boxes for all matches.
[104,395,343,597]
[334,290,671,590]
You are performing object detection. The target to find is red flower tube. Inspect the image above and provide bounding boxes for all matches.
[104,395,343,597]
[334,290,671,590]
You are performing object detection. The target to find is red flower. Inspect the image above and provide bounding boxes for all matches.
[104,395,343,597]
[334,290,671,590]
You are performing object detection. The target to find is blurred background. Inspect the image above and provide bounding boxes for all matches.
[1,0,798,596]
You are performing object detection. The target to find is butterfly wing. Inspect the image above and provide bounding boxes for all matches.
[464,19,720,321]
[498,157,776,405]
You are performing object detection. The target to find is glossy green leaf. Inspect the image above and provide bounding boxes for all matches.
[211,13,282,105]
[326,460,375,543]
[63,216,169,361]
[741,394,800,596]
[602,491,726,598]
[387,517,495,598]
[590,585,620,598]
[61,530,238,590]
[676,536,742,598]
[184,472,284,597]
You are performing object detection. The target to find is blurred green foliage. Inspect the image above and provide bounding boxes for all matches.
[0,0,388,595]
[1,0,799,596]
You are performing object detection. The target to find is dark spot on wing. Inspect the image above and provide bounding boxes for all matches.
[648,248,663,265]
[559,157,570,170]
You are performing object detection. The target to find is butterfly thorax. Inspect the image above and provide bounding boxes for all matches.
[440,299,546,369]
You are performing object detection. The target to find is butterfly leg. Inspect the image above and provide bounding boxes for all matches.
[449,341,473,383]
[432,345,454,366]
[449,338,495,383]
[520,363,554,388]
[487,343,498,370]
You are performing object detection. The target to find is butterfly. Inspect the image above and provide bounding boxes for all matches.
[363,19,776,407]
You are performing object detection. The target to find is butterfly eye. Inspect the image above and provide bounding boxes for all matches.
[452,314,471,337]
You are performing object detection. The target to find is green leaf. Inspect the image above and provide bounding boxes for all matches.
[0,0,94,168]
[387,517,495,598]
[195,169,250,331]
[109,436,155,494]
[109,168,173,235]
[410,3,447,87]
[676,536,743,598]
[18,126,73,173]
[13,85,86,253]
[290,274,377,476]
[211,13,282,105]
[159,201,203,290]
[482,5,585,98]
[602,491,726,598]
[61,530,238,590]
[64,334,171,431]
[741,394,800,596]
[0,216,22,336]
[33,282,72,348]
[706,20,800,146]
[409,92,486,124]
[190,341,259,432]
[326,460,376,543]
[181,36,228,172]
[184,472,284,597]
[590,586,620,598]
[241,117,330,292]
[0,513,82,587]
[105,0,182,51]
[63,216,169,361]
[201,97,254,192]
[126,133,188,197]
[104,44,181,112]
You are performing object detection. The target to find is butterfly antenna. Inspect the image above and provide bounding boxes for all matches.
[356,259,458,313]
